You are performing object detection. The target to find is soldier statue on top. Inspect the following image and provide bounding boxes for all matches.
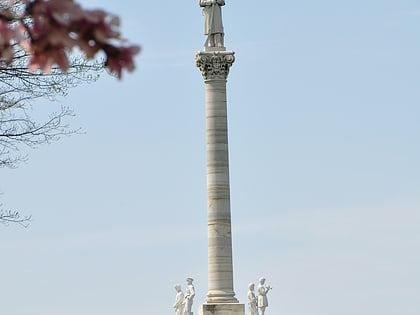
[199,0,225,49]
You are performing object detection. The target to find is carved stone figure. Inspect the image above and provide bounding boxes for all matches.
[247,283,258,315]
[184,277,196,315]
[199,0,225,48]
[173,284,185,315]
[257,278,271,315]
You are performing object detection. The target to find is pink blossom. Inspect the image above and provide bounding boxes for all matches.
[103,44,141,79]
[0,0,139,78]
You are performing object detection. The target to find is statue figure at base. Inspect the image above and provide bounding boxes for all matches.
[199,0,225,48]
[247,283,258,315]
[184,277,196,315]
[173,284,185,315]
[257,277,271,315]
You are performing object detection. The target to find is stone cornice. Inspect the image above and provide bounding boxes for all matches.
[196,51,235,81]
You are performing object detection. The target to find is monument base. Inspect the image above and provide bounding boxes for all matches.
[199,303,245,315]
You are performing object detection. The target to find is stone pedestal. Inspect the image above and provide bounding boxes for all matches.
[196,51,244,315]
[199,303,245,315]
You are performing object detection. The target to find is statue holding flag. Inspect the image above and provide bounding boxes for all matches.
[199,0,225,49]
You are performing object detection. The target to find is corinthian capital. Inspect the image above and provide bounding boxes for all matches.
[196,51,235,81]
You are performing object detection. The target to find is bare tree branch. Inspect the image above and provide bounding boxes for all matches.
[0,53,103,224]
[0,207,32,228]
[0,4,107,226]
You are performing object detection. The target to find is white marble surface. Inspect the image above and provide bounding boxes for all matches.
[201,57,237,304]
[199,0,225,48]
[199,303,245,315]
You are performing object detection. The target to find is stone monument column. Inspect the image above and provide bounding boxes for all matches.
[196,2,244,314]
[196,49,244,315]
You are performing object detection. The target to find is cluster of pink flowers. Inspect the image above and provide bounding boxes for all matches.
[0,0,140,78]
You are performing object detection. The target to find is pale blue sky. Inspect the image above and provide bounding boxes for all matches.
[1,1,419,315]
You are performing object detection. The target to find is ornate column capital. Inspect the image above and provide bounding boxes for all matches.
[196,51,235,81]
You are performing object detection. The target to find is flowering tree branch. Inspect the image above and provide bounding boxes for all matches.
[0,0,140,79]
